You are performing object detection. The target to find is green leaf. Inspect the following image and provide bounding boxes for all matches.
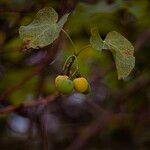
[105,31,134,54]
[57,13,69,29]
[114,51,135,79]
[105,31,135,79]
[19,7,69,49]
[90,28,103,51]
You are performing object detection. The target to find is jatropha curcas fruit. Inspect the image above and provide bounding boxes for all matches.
[83,84,91,94]
[55,75,74,94]
[73,77,89,93]
[55,75,68,87]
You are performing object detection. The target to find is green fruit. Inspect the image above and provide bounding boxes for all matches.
[73,77,89,93]
[55,75,68,87]
[57,79,74,94]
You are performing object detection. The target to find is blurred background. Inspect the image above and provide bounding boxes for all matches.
[0,0,150,150]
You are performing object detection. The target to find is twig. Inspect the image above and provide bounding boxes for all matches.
[0,94,59,114]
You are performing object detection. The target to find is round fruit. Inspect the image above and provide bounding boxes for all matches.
[57,79,74,94]
[55,75,68,87]
[73,77,88,93]
[83,85,91,94]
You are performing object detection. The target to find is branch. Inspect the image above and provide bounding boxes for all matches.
[0,94,59,114]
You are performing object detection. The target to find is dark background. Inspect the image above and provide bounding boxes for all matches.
[0,0,150,150]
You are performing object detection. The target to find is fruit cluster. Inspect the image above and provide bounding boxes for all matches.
[55,75,90,94]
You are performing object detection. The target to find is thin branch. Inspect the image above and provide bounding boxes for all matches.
[0,94,59,114]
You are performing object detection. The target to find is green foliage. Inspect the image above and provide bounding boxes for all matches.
[19,7,69,49]
[19,6,135,79]
[0,1,150,149]
[90,29,135,79]
[104,31,134,54]
[105,31,135,79]
[113,51,135,80]
[90,28,103,51]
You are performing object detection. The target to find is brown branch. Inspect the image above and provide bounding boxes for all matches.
[0,94,59,114]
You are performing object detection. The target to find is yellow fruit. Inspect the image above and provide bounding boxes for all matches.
[55,75,68,87]
[73,77,89,93]
[83,85,91,94]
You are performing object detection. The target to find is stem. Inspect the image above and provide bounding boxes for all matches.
[66,55,79,77]
[76,44,91,56]
[61,44,91,76]
[62,55,79,76]
[66,56,75,76]
[62,55,74,73]
[70,55,79,76]
[61,29,77,53]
